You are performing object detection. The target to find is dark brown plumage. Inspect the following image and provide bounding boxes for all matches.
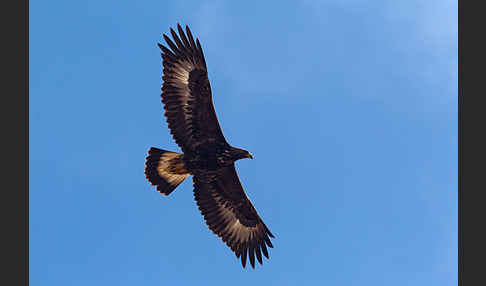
[144,24,274,268]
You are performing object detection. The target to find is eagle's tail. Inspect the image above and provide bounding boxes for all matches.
[145,147,190,196]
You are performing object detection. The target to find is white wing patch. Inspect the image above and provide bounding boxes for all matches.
[211,191,259,245]
[165,61,197,129]
[172,62,190,85]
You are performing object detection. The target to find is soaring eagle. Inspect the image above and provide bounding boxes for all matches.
[144,24,274,268]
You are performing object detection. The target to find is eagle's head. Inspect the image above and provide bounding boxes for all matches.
[230,147,253,161]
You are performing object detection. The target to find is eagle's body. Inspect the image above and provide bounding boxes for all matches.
[184,142,242,170]
[144,24,274,269]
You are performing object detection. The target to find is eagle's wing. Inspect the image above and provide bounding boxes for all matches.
[158,24,226,153]
[193,165,275,268]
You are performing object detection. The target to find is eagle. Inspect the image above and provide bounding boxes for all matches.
[144,24,275,269]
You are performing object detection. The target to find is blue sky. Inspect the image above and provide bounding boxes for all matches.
[30,0,457,285]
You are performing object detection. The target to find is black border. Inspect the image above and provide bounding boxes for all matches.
[4,0,28,284]
[459,0,486,284]
[25,0,29,284]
